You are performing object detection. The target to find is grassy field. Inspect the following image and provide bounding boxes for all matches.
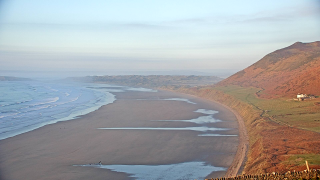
[285,154,320,166]
[214,85,320,133]
[170,84,320,173]
[208,85,320,169]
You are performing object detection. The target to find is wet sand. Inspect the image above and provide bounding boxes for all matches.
[0,90,239,180]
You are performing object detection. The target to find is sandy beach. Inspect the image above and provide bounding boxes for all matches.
[0,90,239,180]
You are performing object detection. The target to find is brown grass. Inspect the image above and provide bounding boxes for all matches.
[172,85,320,174]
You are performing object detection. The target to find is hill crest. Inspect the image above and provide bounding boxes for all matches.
[219,41,320,98]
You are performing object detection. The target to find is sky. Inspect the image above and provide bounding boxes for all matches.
[0,0,319,77]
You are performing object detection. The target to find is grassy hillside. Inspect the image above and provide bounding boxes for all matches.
[171,85,320,174]
[213,85,320,133]
[169,42,320,175]
[219,41,320,98]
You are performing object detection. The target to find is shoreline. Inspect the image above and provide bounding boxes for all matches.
[213,100,249,177]
[0,89,239,180]
[0,81,116,141]
[161,88,249,177]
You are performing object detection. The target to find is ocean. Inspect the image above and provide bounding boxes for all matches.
[0,80,117,140]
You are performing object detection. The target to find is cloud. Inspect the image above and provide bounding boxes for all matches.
[0,21,169,31]
[2,2,318,31]
[162,3,320,26]
[237,3,320,24]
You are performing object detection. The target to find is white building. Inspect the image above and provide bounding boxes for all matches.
[297,93,307,99]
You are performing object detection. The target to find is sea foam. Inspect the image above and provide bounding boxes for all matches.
[0,81,117,140]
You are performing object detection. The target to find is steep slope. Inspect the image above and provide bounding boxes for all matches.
[219,41,320,98]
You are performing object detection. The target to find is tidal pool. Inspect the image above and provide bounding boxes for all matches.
[152,115,221,124]
[126,87,158,92]
[98,126,228,132]
[136,98,197,104]
[195,109,218,115]
[198,134,238,137]
[99,108,237,136]
[75,161,227,180]
[164,98,197,104]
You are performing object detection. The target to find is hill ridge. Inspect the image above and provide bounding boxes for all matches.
[219,41,320,98]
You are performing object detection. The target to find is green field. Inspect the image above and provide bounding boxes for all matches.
[285,154,320,166]
[212,85,320,167]
[213,85,320,133]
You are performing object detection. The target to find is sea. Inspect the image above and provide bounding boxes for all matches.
[0,80,120,140]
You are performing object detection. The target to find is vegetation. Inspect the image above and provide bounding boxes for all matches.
[214,85,320,133]
[208,169,320,180]
[219,41,320,99]
[170,85,320,174]
[286,154,320,167]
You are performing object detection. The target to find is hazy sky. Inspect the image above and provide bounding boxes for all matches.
[0,0,319,74]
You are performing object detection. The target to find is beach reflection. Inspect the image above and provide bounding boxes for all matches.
[153,115,221,124]
[136,98,197,104]
[98,126,228,132]
[198,134,238,137]
[99,108,237,136]
[164,98,197,104]
[76,161,226,180]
